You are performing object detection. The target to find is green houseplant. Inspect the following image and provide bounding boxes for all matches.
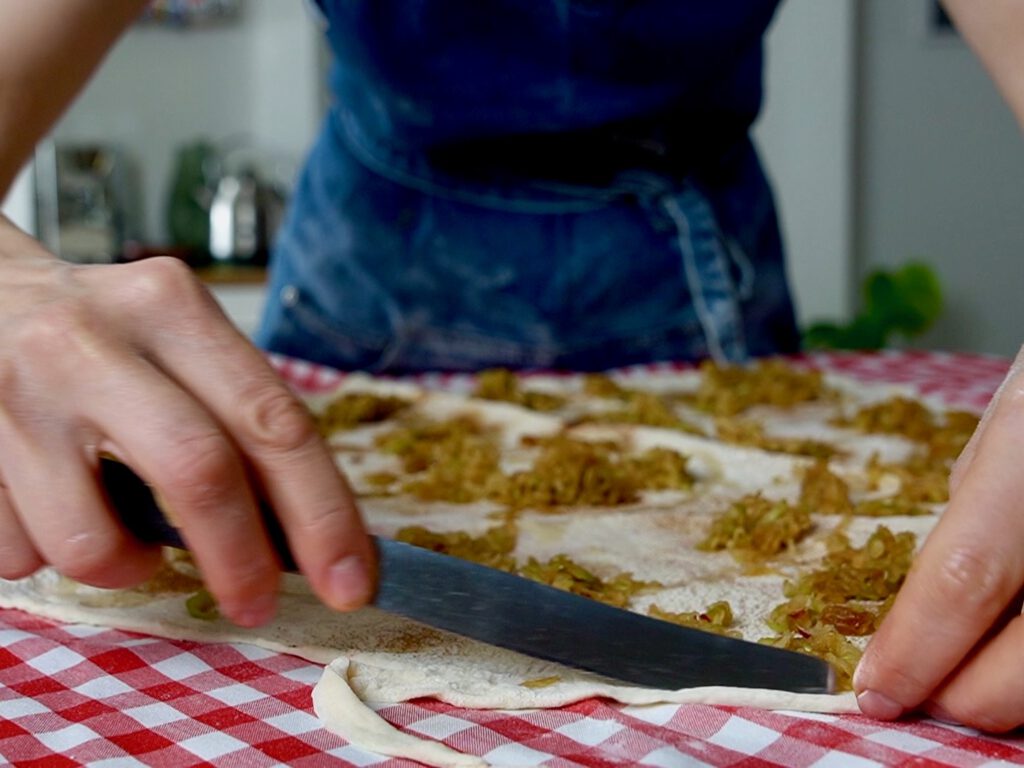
[802,262,943,351]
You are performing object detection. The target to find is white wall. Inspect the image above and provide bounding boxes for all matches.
[50,0,322,244]
[856,0,1024,356]
[756,0,857,328]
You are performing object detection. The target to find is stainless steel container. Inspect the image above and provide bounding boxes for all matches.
[208,168,261,262]
[34,142,137,264]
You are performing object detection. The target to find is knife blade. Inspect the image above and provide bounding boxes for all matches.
[99,458,834,694]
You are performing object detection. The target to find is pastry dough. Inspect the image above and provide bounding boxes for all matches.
[0,366,969,766]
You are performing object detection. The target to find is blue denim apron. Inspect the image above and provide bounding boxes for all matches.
[256,0,798,373]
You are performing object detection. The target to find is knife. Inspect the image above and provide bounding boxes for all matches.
[99,458,834,694]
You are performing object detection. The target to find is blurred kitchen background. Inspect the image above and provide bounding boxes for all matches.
[2,0,1023,355]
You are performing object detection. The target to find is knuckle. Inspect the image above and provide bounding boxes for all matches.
[161,431,240,504]
[293,502,350,541]
[213,563,273,606]
[933,545,1011,612]
[244,386,319,455]
[122,256,207,310]
[234,559,273,590]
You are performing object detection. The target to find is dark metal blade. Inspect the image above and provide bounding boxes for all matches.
[375,537,833,693]
[101,458,834,694]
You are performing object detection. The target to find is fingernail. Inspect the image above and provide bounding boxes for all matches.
[327,555,371,610]
[857,689,904,720]
[232,592,277,628]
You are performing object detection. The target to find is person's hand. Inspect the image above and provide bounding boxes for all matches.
[0,219,375,626]
[854,347,1024,731]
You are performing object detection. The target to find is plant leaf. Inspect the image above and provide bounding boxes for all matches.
[801,261,942,351]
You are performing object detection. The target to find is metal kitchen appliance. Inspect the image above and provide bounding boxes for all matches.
[207,165,286,265]
[34,141,137,264]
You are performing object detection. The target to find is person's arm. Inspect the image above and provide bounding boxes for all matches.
[940,1,1024,128]
[0,0,150,192]
[853,3,1024,730]
[0,3,375,625]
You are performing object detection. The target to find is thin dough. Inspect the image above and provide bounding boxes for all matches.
[0,570,858,767]
[0,370,963,766]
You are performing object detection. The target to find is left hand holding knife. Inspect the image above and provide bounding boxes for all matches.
[0,221,375,627]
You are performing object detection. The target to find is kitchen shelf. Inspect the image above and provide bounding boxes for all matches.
[195,264,267,286]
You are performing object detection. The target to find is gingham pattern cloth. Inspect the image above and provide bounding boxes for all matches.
[2,351,1020,768]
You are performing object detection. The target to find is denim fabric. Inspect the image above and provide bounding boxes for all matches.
[312,0,781,147]
[256,0,799,372]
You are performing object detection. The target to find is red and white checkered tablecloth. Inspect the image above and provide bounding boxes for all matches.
[2,350,1020,768]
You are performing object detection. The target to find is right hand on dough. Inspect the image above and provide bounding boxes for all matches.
[0,222,375,626]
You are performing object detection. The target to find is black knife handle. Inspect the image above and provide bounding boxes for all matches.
[99,457,299,572]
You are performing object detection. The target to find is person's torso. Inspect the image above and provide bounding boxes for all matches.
[258,0,800,372]
[312,0,781,152]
